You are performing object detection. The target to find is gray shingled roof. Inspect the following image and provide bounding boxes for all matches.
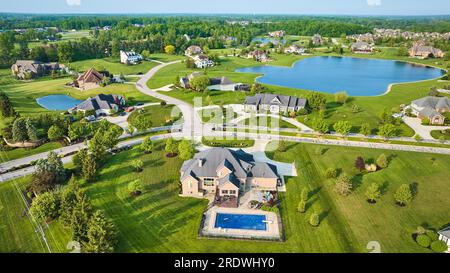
[72,94,123,111]
[244,93,307,108]
[180,148,279,182]
[413,96,450,109]
[218,173,240,188]
[438,226,450,238]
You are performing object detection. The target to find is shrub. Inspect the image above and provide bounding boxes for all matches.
[416,234,431,248]
[29,190,61,223]
[325,168,338,179]
[297,199,306,213]
[415,226,426,235]
[376,154,388,169]
[365,183,381,203]
[335,174,353,196]
[394,184,413,206]
[355,156,365,172]
[334,91,349,104]
[128,179,143,196]
[309,212,320,227]
[426,230,439,241]
[430,240,448,253]
[132,160,144,172]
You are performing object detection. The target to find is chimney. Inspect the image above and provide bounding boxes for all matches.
[198,158,203,167]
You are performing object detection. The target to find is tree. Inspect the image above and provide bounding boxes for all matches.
[102,125,122,151]
[325,168,338,179]
[365,183,381,203]
[12,118,29,142]
[306,92,326,111]
[128,179,143,196]
[354,156,365,172]
[376,153,388,169]
[334,91,349,104]
[0,92,16,117]
[178,140,195,160]
[312,118,329,134]
[29,190,61,223]
[190,75,210,92]
[70,188,92,243]
[378,123,396,139]
[83,210,117,253]
[394,184,413,206]
[309,212,320,227]
[301,188,309,201]
[430,240,448,253]
[165,138,177,156]
[133,115,153,132]
[25,118,38,142]
[30,152,66,194]
[277,140,288,152]
[164,45,175,55]
[333,120,352,136]
[140,137,154,154]
[416,234,431,248]
[359,123,371,136]
[132,159,144,172]
[48,125,65,141]
[81,154,97,182]
[335,174,353,196]
[297,199,307,213]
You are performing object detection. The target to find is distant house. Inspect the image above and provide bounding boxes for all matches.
[120,50,143,64]
[284,44,306,55]
[193,54,214,68]
[244,94,307,114]
[180,72,249,91]
[74,68,104,91]
[70,94,125,116]
[185,45,203,56]
[103,26,112,31]
[411,96,450,125]
[268,30,285,38]
[409,43,445,59]
[351,42,374,54]
[180,148,280,206]
[438,226,450,251]
[11,60,62,79]
[246,50,269,62]
[311,34,323,46]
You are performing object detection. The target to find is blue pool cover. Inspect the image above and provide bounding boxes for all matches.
[214,213,267,231]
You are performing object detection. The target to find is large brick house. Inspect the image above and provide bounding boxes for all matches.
[409,43,445,59]
[74,68,105,91]
[11,60,62,79]
[411,96,450,125]
[180,148,280,205]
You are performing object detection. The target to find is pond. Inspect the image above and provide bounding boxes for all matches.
[252,37,286,45]
[36,95,82,111]
[236,56,445,96]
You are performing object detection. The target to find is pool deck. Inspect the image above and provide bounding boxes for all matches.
[201,207,281,241]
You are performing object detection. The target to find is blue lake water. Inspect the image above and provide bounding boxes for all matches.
[252,37,286,45]
[214,213,267,231]
[236,56,445,96]
[36,95,82,111]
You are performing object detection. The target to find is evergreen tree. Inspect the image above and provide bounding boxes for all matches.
[83,210,117,253]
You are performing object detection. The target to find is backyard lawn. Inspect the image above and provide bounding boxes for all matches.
[0,141,63,163]
[1,141,448,253]
[70,58,158,75]
[128,104,181,127]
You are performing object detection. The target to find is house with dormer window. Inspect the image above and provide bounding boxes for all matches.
[243,94,307,114]
[180,148,280,207]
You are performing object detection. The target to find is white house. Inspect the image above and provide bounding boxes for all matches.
[438,226,450,252]
[120,50,143,65]
[284,45,306,55]
[193,55,215,68]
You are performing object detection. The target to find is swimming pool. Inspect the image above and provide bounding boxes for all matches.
[214,213,267,231]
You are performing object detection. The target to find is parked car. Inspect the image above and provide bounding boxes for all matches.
[85,115,96,122]
[135,102,144,106]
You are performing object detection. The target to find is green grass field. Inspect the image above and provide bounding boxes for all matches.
[431,129,450,140]
[2,141,448,253]
[0,142,63,163]
[70,58,158,75]
[128,104,181,127]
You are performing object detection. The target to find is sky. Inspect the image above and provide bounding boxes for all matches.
[1,0,450,16]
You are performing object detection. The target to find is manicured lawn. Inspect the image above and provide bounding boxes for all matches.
[0,79,159,127]
[128,104,181,127]
[431,129,450,140]
[268,142,450,253]
[0,177,71,253]
[0,141,63,163]
[3,141,448,252]
[238,116,298,129]
[70,58,158,75]
[148,53,186,63]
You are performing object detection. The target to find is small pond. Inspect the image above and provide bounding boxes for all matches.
[36,95,82,111]
[252,37,286,45]
[236,56,445,96]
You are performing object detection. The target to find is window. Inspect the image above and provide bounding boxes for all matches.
[188,181,192,189]
[221,190,228,194]
[203,178,215,186]
[229,190,236,195]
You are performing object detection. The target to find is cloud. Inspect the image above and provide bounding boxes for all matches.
[66,0,81,6]
[367,0,381,6]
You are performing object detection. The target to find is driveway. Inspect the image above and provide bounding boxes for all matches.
[403,116,449,140]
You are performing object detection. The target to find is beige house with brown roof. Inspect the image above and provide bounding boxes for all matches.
[180,148,280,207]
[185,45,203,56]
[11,60,62,79]
[409,43,445,59]
[74,68,104,91]
[411,96,450,125]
